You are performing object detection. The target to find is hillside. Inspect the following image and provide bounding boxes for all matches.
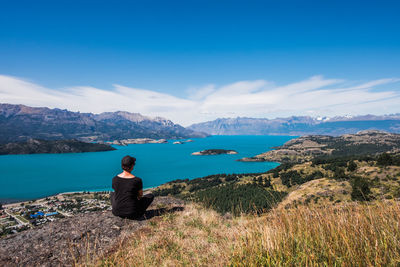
[188,115,400,136]
[3,195,399,266]
[94,201,400,266]
[126,131,400,265]
[0,139,116,155]
[0,104,208,143]
[240,130,400,163]
[153,153,400,208]
[152,131,400,210]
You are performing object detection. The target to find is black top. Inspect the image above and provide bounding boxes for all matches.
[111,176,143,217]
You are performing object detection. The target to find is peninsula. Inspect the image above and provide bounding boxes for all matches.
[0,139,116,155]
[239,130,400,163]
[103,138,167,146]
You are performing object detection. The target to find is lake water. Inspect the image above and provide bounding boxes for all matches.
[0,135,294,203]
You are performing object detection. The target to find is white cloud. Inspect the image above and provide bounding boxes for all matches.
[0,74,399,126]
[186,84,216,100]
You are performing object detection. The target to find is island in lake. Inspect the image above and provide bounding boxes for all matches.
[173,139,194,144]
[191,149,238,155]
[0,139,116,155]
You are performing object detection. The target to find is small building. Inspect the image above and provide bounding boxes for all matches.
[30,211,44,218]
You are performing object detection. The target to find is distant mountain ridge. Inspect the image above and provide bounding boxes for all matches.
[188,115,400,136]
[0,104,208,143]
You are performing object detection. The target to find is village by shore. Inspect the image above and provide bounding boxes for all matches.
[0,191,113,237]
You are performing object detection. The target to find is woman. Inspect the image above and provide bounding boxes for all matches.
[111,155,154,219]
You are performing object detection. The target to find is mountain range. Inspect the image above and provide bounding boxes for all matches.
[2,103,400,143]
[0,104,207,143]
[188,115,400,136]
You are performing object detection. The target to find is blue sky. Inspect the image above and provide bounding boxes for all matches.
[0,0,399,125]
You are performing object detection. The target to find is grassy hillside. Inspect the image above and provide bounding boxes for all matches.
[88,201,400,266]
[151,152,400,212]
[241,130,400,163]
[152,173,286,215]
[88,131,400,265]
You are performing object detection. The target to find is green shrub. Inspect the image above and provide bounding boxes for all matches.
[347,160,357,172]
[191,183,286,215]
[351,176,372,201]
[377,153,393,166]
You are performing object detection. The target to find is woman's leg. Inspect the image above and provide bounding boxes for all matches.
[136,193,154,218]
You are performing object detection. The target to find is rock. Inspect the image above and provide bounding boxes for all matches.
[0,197,184,266]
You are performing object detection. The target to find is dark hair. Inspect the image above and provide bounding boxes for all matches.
[121,155,136,171]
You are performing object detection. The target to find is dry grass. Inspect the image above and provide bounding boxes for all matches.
[278,178,352,208]
[87,201,400,267]
[231,201,400,266]
[91,203,243,266]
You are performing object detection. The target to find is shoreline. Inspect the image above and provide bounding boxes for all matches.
[0,135,292,207]
[2,186,156,207]
[0,137,200,156]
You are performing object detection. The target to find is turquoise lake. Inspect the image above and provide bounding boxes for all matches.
[0,135,294,202]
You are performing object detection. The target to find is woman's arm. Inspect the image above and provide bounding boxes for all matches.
[138,189,143,199]
[136,178,144,199]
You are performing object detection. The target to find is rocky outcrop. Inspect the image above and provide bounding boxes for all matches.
[0,197,184,266]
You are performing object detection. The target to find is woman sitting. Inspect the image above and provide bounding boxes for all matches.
[111,155,154,219]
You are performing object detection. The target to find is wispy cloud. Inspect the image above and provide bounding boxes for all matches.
[0,74,399,126]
